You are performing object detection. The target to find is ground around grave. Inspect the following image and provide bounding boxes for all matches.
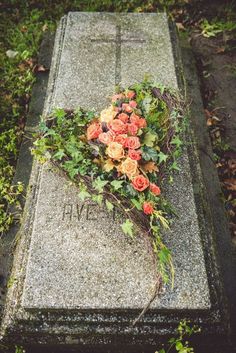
[0,1,236,352]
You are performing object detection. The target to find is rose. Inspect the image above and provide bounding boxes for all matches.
[128,149,142,161]
[143,201,154,215]
[138,118,147,128]
[150,183,161,196]
[115,134,127,146]
[87,122,102,140]
[129,100,137,108]
[108,119,127,134]
[111,93,124,102]
[132,175,149,192]
[126,90,135,99]
[98,131,114,145]
[118,113,129,123]
[121,157,138,179]
[130,113,147,128]
[100,105,117,123]
[125,136,141,149]
[106,142,124,160]
[127,123,138,136]
[122,103,133,113]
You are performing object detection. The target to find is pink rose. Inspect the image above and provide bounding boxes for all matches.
[150,183,161,196]
[125,136,141,150]
[143,202,154,215]
[126,90,136,99]
[128,149,142,161]
[122,103,133,113]
[129,100,137,108]
[132,175,149,192]
[127,123,138,136]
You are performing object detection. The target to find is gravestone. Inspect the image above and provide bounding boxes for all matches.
[0,13,229,351]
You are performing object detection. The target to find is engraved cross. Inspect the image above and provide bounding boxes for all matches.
[90,24,147,84]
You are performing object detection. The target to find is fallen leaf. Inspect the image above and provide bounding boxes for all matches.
[223,179,236,191]
[141,161,159,173]
[6,50,18,58]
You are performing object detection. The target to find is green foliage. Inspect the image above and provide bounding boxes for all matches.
[200,19,236,38]
[156,320,200,353]
[121,219,134,238]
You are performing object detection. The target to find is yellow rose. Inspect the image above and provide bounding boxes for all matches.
[106,142,124,160]
[120,157,138,179]
[100,105,117,123]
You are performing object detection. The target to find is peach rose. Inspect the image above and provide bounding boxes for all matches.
[98,131,115,145]
[100,105,117,123]
[143,201,154,215]
[122,103,133,113]
[126,90,136,99]
[118,113,129,123]
[108,119,127,134]
[125,136,141,150]
[138,118,147,128]
[132,175,149,192]
[111,93,124,102]
[106,142,124,160]
[150,183,161,196]
[121,157,138,179]
[127,123,138,136]
[128,149,142,161]
[115,134,127,146]
[87,122,102,140]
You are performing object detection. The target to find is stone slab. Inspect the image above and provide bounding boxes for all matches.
[22,12,209,311]
[0,12,228,350]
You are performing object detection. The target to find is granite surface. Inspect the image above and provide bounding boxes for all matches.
[21,12,210,311]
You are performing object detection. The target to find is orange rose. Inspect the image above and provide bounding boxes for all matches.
[118,113,129,123]
[108,119,127,134]
[127,123,138,136]
[130,113,146,128]
[128,149,142,161]
[150,183,161,196]
[87,122,102,140]
[115,134,127,146]
[132,175,149,192]
[125,136,140,149]
[106,142,124,160]
[98,131,115,145]
[121,157,138,179]
[143,201,154,215]
[126,90,135,99]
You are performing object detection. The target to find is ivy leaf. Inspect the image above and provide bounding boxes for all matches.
[121,219,134,238]
[175,341,183,351]
[142,131,157,147]
[142,146,158,162]
[78,190,91,201]
[158,151,168,164]
[170,161,181,171]
[131,198,142,211]
[92,177,108,193]
[111,180,124,190]
[171,136,183,148]
[105,200,114,211]
[92,194,103,206]
[53,149,65,160]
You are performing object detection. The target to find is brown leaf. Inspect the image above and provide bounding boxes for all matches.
[34,64,48,73]
[142,161,159,173]
[223,179,236,191]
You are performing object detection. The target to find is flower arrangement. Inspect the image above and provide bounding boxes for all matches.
[33,79,186,315]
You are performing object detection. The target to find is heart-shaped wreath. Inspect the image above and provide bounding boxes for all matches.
[33,79,187,321]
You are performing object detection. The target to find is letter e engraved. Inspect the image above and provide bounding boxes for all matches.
[62,204,73,221]
[86,204,98,221]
